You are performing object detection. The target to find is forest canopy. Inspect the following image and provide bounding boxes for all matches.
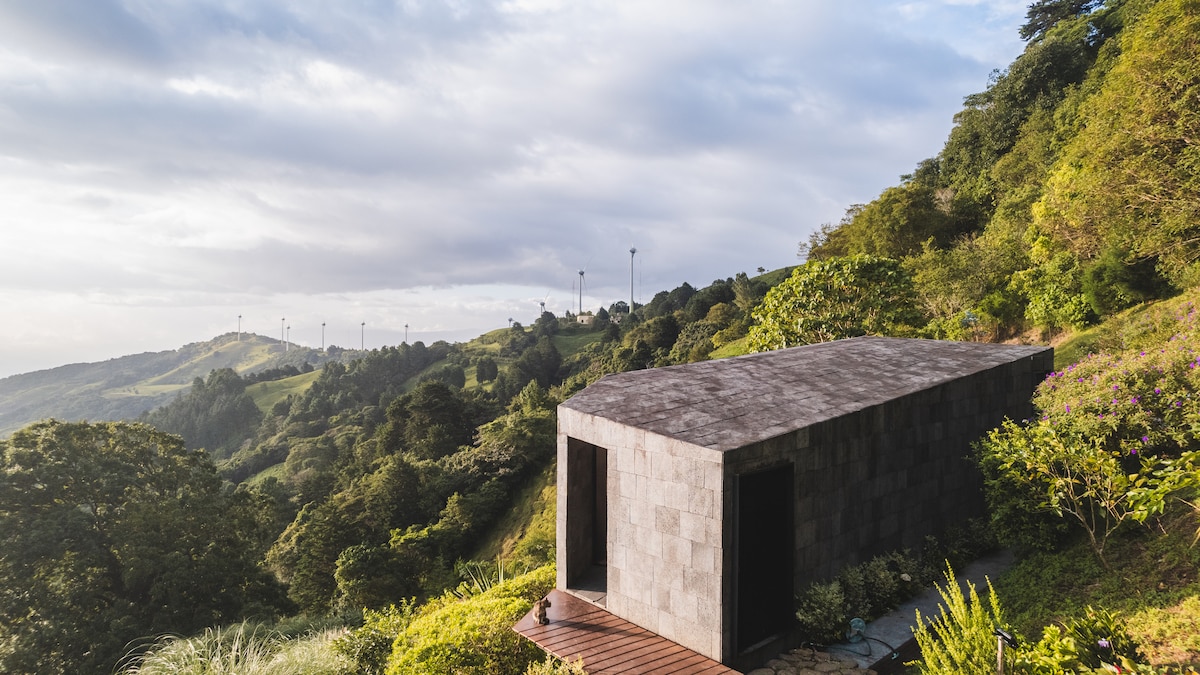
[798,0,1198,342]
[0,421,288,673]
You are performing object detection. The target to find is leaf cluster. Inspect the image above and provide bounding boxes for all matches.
[747,255,921,350]
[795,0,1196,341]
[977,300,1200,563]
[0,421,290,674]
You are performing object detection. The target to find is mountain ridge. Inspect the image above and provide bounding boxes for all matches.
[0,332,355,437]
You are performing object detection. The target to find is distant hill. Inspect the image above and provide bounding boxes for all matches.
[0,332,353,437]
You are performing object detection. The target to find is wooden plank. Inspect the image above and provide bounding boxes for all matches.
[514,590,741,675]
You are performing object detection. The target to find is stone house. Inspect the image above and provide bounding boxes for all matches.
[555,336,1052,669]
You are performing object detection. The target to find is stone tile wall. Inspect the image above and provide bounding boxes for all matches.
[560,347,1053,666]
[727,353,1050,585]
[558,406,727,660]
[720,353,1051,661]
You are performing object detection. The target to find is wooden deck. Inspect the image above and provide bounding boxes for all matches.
[514,590,741,675]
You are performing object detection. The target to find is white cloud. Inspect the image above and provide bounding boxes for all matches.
[0,0,1030,378]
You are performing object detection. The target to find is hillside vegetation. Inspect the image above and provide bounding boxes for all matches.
[0,333,360,437]
[3,0,1200,673]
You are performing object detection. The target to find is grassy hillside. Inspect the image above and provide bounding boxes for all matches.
[0,333,351,437]
[246,369,323,413]
[468,463,557,568]
[551,329,603,359]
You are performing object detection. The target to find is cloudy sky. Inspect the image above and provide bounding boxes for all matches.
[0,0,1029,378]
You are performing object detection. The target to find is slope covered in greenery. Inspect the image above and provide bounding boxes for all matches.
[803,0,1198,343]
[6,0,1200,671]
[0,333,354,437]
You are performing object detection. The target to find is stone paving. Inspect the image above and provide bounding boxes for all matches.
[744,647,876,675]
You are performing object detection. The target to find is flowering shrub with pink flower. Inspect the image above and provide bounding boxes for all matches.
[1035,305,1200,455]
[979,303,1200,564]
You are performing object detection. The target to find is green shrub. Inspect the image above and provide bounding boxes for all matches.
[794,581,847,644]
[333,601,417,675]
[794,550,924,644]
[978,303,1200,564]
[910,566,1007,675]
[384,564,555,675]
[1066,606,1145,670]
[1013,606,1149,674]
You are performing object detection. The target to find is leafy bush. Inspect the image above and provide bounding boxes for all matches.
[914,521,1000,585]
[910,568,1164,675]
[795,581,848,644]
[978,303,1200,563]
[748,255,922,350]
[384,564,555,675]
[910,566,1007,675]
[333,601,418,675]
[794,550,923,644]
[1013,606,1149,675]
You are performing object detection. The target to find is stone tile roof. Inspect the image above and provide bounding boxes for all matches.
[559,336,1050,452]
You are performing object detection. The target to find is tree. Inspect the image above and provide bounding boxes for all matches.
[1019,0,1100,42]
[475,356,499,383]
[141,368,262,457]
[668,321,719,364]
[607,300,629,316]
[592,307,611,330]
[512,337,562,389]
[380,381,476,460]
[815,184,961,260]
[623,314,681,352]
[0,421,287,674]
[731,271,761,312]
[1034,0,1200,284]
[421,364,467,389]
[532,311,559,338]
[747,256,921,351]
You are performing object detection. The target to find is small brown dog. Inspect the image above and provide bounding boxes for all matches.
[533,596,552,625]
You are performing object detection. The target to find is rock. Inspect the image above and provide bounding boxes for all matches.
[750,645,874,674]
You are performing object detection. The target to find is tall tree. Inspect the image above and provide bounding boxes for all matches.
[0,421,287,674]
[1020,0,1100,42]
[1035,0,1200,284]
[748,256,921,351]
[141,368,262,457]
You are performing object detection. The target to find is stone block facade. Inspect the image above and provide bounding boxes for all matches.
[557,337,1053,667]
[558,410,726,658]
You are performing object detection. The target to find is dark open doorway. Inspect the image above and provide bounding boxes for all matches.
[564,438,608,603]
[734,463,794,654]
